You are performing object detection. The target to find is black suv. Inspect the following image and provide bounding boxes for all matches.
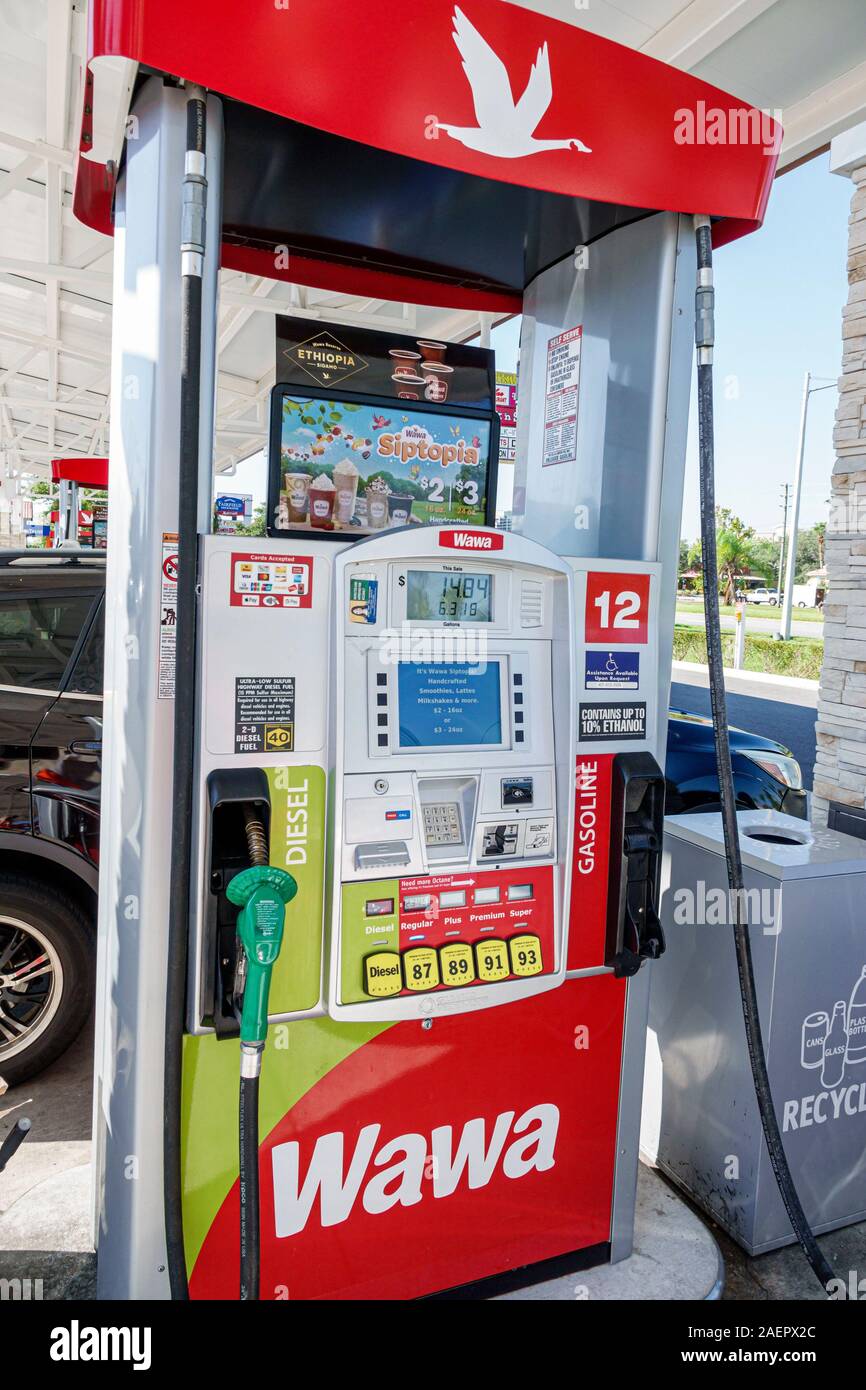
[0,552,104,1084]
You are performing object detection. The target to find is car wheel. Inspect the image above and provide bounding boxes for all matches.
[0,875,94,1086]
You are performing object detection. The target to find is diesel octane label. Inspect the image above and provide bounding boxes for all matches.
[579,702,646,741]
[235,676,296,754]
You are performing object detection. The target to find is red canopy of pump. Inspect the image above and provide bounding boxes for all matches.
[51,458,109,488]
[74,0,781,311]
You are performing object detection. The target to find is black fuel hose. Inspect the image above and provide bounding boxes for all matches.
[164,86,208,1302]
[239,1063,261,1300]
[693,215,840,1297]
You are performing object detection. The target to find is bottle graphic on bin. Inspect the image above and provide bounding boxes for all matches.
[821,1001,848,1088]
[846,965,866,1065]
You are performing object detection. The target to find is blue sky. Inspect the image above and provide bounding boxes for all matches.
[492,152,852,541]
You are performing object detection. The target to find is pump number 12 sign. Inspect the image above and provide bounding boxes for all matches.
[584,572,650,645]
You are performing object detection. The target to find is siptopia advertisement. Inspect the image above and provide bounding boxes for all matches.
[268,389,494,537]
[275,315,495,409]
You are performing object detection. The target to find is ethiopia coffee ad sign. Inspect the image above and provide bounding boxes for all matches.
[276,316,494,410]
[271,391,490,537]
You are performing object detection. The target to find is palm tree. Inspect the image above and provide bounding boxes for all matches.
[814,521,826,569]
[717,529,753,606]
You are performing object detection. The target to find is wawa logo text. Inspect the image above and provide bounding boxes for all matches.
[271,1103,559,1237]
[439,529,503,550]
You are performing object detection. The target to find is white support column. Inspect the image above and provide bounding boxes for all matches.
[93,77,223,1299]
[512,213,696,1262]
[813,122,866,833]
[55,478,69,546]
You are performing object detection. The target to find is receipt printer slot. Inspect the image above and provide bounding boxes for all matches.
[481,822,519,857]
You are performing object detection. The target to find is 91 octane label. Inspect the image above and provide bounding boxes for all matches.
[476,939,510,982]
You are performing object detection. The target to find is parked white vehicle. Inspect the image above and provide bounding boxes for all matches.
[746,587,781,605]
[791,580,826,609]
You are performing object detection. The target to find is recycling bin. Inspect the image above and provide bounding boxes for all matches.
[641,809,866,1254]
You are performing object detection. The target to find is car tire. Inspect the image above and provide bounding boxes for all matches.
[0,875,94,1086]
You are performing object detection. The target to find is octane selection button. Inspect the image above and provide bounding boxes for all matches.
[403,946,440,992]
[439,942,476,987]
[475,938,510,982]
[508,934,543,977]
[364,952,403,997]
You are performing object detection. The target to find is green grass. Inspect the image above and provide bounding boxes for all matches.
[676,599,824,623]
[673,624,823,681]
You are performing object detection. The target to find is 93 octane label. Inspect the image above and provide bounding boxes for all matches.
[235,676,295,754]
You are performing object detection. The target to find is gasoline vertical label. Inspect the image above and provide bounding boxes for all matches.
[158,533,178,700]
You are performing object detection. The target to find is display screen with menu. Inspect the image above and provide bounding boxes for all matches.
[406,570,493,622]
[396,661,503,749]
[268,388,493,539]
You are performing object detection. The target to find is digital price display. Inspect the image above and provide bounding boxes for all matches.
[397,661,503,748]
[406,571,493,622]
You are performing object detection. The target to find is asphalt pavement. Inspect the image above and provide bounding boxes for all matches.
[670,679,818,788]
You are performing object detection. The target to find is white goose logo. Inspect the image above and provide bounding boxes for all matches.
[436,7,592,159]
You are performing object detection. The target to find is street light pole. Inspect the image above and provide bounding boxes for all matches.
[776,483,790,598]
[779,373,837,640]
[779,373,811,641]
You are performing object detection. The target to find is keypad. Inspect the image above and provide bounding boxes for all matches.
[423,802,462,846]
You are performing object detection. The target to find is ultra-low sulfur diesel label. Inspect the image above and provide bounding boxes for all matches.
[235,675,295,753]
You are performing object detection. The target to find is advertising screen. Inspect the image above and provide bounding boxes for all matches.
[396,661,503,748]
[269,391,492,538]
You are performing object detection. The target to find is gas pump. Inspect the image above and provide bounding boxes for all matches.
[78,0,806,1300]
[50,457,108,549]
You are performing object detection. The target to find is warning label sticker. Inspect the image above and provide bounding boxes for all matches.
[585,651,640,690]
[543,326,582,467]
[579,702,646,742]
[158,533,178,700]
[230,552,313,609]
[235,676,296,754]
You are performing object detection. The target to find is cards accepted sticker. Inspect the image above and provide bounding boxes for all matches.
[585,651,640,690]
[230,552,313,609]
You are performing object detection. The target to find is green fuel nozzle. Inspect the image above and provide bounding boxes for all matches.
[227,808,297,1052]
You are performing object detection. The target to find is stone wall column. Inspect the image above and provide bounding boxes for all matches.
[813,123,866,832]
